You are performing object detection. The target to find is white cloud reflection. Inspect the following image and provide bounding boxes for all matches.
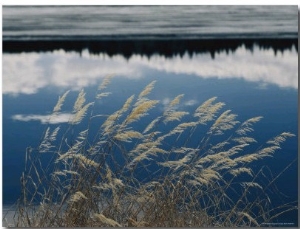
[184,99,198,106]
[12,113,72,124]
[3,46,297,95]
[162,97,198,108]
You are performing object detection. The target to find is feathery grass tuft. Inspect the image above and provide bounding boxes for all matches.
[53,90,70,113]
[11,81,296,227]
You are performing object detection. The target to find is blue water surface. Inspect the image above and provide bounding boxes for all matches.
[2,45,298,225]
[2,5,298,227]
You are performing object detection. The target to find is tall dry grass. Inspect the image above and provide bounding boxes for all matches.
[6,77,297,227]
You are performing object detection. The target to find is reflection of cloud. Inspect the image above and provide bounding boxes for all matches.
[139,46,297,89]
[2,53,47,94]
[162,98,171,106]
[256,82,269,90]
[3,50,143,95]
[12,113,72,124]
[184,99,198,106]
[3,46,297,95]
[161,97,198,111]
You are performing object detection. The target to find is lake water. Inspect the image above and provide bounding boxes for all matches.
[2,5,298,227]
[2,5,298,39]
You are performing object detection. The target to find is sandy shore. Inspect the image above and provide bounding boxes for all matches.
[2,205,17,227]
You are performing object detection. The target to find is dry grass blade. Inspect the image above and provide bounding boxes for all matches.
[101,95,135,134]
[236,116,263,135]
[93,214,122,227]
[230,168,253,177]
[232,137,256,144]
[98,74,114,90]
[241,182,263,190]
[163,94,185,117]
[69,191,88,203]
[73,89,86,113]
[120,95,135,113]
[167,121,198,136]
[237,212,259,226]
[73,154,99,168]
[209,110,239,135]
[96,92,111,99]
[160,149,196,170]
[53,90,70,113]
[114,130,144,142]
[143,116,161,134]
[13,81,296,227]
[169,94,184,108]
[267,132,295,146]
[164,111,189,124]
[39,127,60,153]
[124,99,159,125]
[194,97,225,124]
[138,80,156,99]
[70,102,94,125]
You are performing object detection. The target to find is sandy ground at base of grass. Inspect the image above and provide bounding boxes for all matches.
[2,205,17,227]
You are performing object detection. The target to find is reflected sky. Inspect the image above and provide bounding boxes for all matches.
[3,45,298,97]
[3,47,298,222]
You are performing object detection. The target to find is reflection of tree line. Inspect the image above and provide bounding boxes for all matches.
[3,38,297,59]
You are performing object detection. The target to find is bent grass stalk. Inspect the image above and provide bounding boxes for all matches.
[8,79,296,227]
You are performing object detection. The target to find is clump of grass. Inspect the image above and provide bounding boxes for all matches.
[9,77,297,227]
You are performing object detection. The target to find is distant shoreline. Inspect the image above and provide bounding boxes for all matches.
[3,37,298,58]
